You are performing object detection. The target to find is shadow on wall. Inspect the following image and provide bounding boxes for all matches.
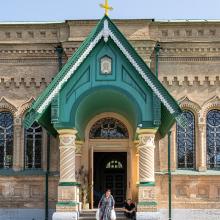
[0,209,55,220]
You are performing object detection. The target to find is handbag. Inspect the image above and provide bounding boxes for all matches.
[111,209,116,220]
[96,208,100,220]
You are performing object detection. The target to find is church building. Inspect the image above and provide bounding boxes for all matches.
[0,7,220,220]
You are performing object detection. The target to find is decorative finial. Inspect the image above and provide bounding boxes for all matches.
[100,0,113,16]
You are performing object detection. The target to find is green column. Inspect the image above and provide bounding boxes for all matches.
[168,130,172,220]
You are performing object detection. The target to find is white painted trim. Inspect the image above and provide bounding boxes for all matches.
[37,19,175,115]
[37,31,103,113]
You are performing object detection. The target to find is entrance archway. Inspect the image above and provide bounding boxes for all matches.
[85,113,133,209]
[93,152,127,207]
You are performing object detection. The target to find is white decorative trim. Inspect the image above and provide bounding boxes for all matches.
[108,30,175,114]
[37,31,103,113]
[178,96,201,113]
[37,19,175,115]
[18,97,35,116]
[0,97,17,114]
[200,96,220,119]
[103,20,110,42]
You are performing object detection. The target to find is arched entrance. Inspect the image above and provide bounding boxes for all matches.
[93,152,127,207]
[85,113,133,208]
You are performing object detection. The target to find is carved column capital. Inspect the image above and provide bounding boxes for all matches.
[137,128,157,149]
[138,135,155,149]
[58,129,77,149]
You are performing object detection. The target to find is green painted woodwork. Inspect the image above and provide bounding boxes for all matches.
[138,201,158,206]
[59,182,81,186]
[56,201,78,206]
[24,15,182,139]
[138,182,155,186]
[53,39,156,138]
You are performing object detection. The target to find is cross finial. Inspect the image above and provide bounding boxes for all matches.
[100,0,113,16]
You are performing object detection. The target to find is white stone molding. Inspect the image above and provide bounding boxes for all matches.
[178,96,201,114]
[200,96,220,119]
[0,97,17,115]
[18,97,36,117]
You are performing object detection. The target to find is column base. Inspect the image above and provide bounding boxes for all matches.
[136,212,160,220]
[52,211,78,220]
[198,166,207,172]
[56,201,79,212]
[137,183,158,213]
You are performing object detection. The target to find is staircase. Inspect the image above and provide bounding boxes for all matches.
[79,209,127,220]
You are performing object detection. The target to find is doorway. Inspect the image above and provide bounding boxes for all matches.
[93,152,127,207]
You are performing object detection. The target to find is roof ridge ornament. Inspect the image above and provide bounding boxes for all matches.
[103,20,110,42]
[100,0,113,16]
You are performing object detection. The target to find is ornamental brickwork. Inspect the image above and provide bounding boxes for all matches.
[0,19,219,216]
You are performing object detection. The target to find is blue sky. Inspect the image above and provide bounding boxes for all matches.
[1,0,220,21]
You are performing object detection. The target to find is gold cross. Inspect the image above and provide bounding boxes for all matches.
[100,0,113,16]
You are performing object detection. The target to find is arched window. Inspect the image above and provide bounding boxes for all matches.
[89,117,129,139]
[0,111,13,168]
[106,160,123,169]
[207,110,220,169]
[25,122,42,169]
[176,110,195,169]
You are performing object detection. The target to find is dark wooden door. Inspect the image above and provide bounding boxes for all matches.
[93,152,127,208]
[104,172,125,207]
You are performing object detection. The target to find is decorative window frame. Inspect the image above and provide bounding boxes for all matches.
[89,117,129,139]
[200,96,220,122]
[206,109,220,169]
[173,96,200,170]
[24,122,43,169]
[85,112,133,141]
[200,96,220,170]
[176,110,196,169]
[0,97,17,116]
[0,110,14,169]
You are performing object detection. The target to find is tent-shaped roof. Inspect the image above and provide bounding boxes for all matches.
[24,15,185,137]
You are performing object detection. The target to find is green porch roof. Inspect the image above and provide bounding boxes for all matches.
[24,15,184,137]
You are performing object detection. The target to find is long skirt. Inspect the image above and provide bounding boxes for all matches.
[99,206,112,220]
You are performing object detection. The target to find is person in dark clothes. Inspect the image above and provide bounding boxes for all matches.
[124,199,136,219]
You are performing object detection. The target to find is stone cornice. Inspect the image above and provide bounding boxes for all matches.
[161,75,220,86]
[0,77,52,88]
[160,56,220,62]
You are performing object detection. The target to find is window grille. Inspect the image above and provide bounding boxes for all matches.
[0,112,13,168]
[90,117,129,139]
[207,110,220,169]
[25,122,42,169]
[177,111,195,169]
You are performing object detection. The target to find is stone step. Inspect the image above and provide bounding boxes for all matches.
[79,210,127,220]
